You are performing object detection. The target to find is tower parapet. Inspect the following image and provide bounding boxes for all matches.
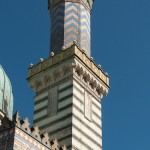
[48,0,94,57]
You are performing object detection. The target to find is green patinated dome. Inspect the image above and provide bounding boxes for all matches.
[0,65,13,119]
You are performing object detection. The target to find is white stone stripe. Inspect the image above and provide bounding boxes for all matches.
[92,107,102,119]
[92,113,102,127]
[92,101,101,112]
[73,91,102,121]
[92,97,102,109]
[73,80,84,93]
[73,88,84,102]
[73,96,84,111]
[72,105,102,135]
[72,127,101,149]
[72,114,102,141]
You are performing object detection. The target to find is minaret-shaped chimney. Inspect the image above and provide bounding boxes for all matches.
[28,0,109,149]
[48,0,94,57]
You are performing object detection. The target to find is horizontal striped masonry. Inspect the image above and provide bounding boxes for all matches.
[34,83,73,124]
[50,2,91,57]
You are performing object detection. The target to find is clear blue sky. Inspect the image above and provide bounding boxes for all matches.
[0,0,150,150]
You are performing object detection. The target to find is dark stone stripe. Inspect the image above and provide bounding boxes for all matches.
[58,103,72,112]
[34,102,72,124]
[34,115,48,124]
[67,145,72,149]
[92,101,101,111]
[58,134,72,142]
[93,120,102,129]
[58,84,73,93]
[73,124,102,148]
[48,124,72,135]
[92,111,101,120]
[34,96,48,105]
[39,113,72,130]
[73,93,83,104]
[58,93,73,103]
[73,113,102,139]
[73,103,84,114]
[35,102,72,116]
[34,106,47,114]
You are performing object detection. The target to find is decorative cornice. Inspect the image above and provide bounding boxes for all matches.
[73,62,109,98]
[28,44,109,89]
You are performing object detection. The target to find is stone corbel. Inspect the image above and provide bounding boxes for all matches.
[53,70,61,82]
[62,65,72,77]
[43,75,52,86]
[83,71,90,83]
[72,62,77,74]
[35,80,43,90]
[96,84,108,98]
[76,64,83,76]
[89,78,95,89]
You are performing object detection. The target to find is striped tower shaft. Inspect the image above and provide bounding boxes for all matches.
[28,1,110,149]
[49,0,93,57]
[28,45,109,150]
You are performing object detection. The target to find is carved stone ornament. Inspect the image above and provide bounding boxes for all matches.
[30,63,74,91]
[73,61,109,97]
